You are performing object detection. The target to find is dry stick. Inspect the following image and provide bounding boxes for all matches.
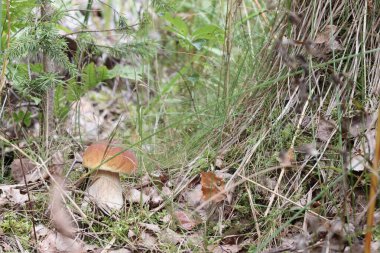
[221,0,236,110]
[245,183,262,238]
[364,108,380,252]
[41,2,55,154]
[19,157,38,243]
[0,0,11,95]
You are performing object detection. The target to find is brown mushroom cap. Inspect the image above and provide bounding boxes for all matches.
[82,143,138,174]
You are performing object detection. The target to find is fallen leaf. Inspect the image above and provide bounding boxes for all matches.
[0,185,28,206]
[50,175,77,237]
[207,244,242,253]
[1,242,13,251]
[108,249,132,253]
[342,112,373,138]
[315,25,338,44]
[184,184,203,207]
[215,155,224,168]
[347,155,366,172]
[139,223,161,233]
[36,225,96,253]
[317,118,336,142]
[142,187,163,207]
[126,188,150,204]
[139,231,157,250]
[128,229,136,239]
[174,210,199,230]
[10,158,37,183]
[346,129,376,171]
[200,172,226,202]
[278,148,295,167]
[161,214,171,224]
[295,143,319,157]
[159,228,183,245]
[38,232,81,253]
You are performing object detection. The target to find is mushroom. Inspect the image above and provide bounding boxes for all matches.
[82,142,137,212]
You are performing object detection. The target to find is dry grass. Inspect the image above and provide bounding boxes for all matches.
[1,0,380,252]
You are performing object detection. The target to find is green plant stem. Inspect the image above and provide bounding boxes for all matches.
[0,0,11,95]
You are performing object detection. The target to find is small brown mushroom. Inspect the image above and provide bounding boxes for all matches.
[82,142,137,211]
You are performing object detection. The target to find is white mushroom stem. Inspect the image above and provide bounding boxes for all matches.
[87,170,124,211]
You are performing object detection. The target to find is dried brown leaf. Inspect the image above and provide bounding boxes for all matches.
[317,118,336,142]
[200,171,226,202]
[346,129,376,171]
[315,25,338,44]
[342,112,373,138]
[159,228,183,245]
[207,244,242,253]
[184,184,203,207]
[278,148,295,167]
[10,158,37,183]
[38,232,82,253]
[139,222,161,233]
[142,187,163,207]
[295,143,319,157]
[139,231,157,250]
[126,188,150,204]
[50,175,77,237]
[0,185,28,206]
[108,249,132,253]
[174,210,199,230]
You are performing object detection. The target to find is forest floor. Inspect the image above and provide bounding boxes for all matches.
[1,0,380,252]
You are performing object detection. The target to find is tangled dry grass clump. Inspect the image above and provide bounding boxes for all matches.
[207,0,380,251]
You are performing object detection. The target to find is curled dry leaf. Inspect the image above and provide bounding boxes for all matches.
[139,231,157,250]
[278,148,295,167]
[317,118,336,142]
[315,25,338,44]
[184,184,203,207]
[207,244,242,253]
[36,224,96,253]
[174,210,199,230]
[342,112,373,138]
[126,188,150,204]
[295,143,319,157]
[0,185,28,206]
[139,222,161,233]
[201,171,226,202]
[346,129,376,171]
[50,175,77,237]
[108,249,132,253]
[159,228,183,245]
[10,158,37,183]
[142,187,164,207]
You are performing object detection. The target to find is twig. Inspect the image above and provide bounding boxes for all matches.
[245,183,261,238]
[41,2,55,155]
[364,107,380,252]
[64,26,137,36]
